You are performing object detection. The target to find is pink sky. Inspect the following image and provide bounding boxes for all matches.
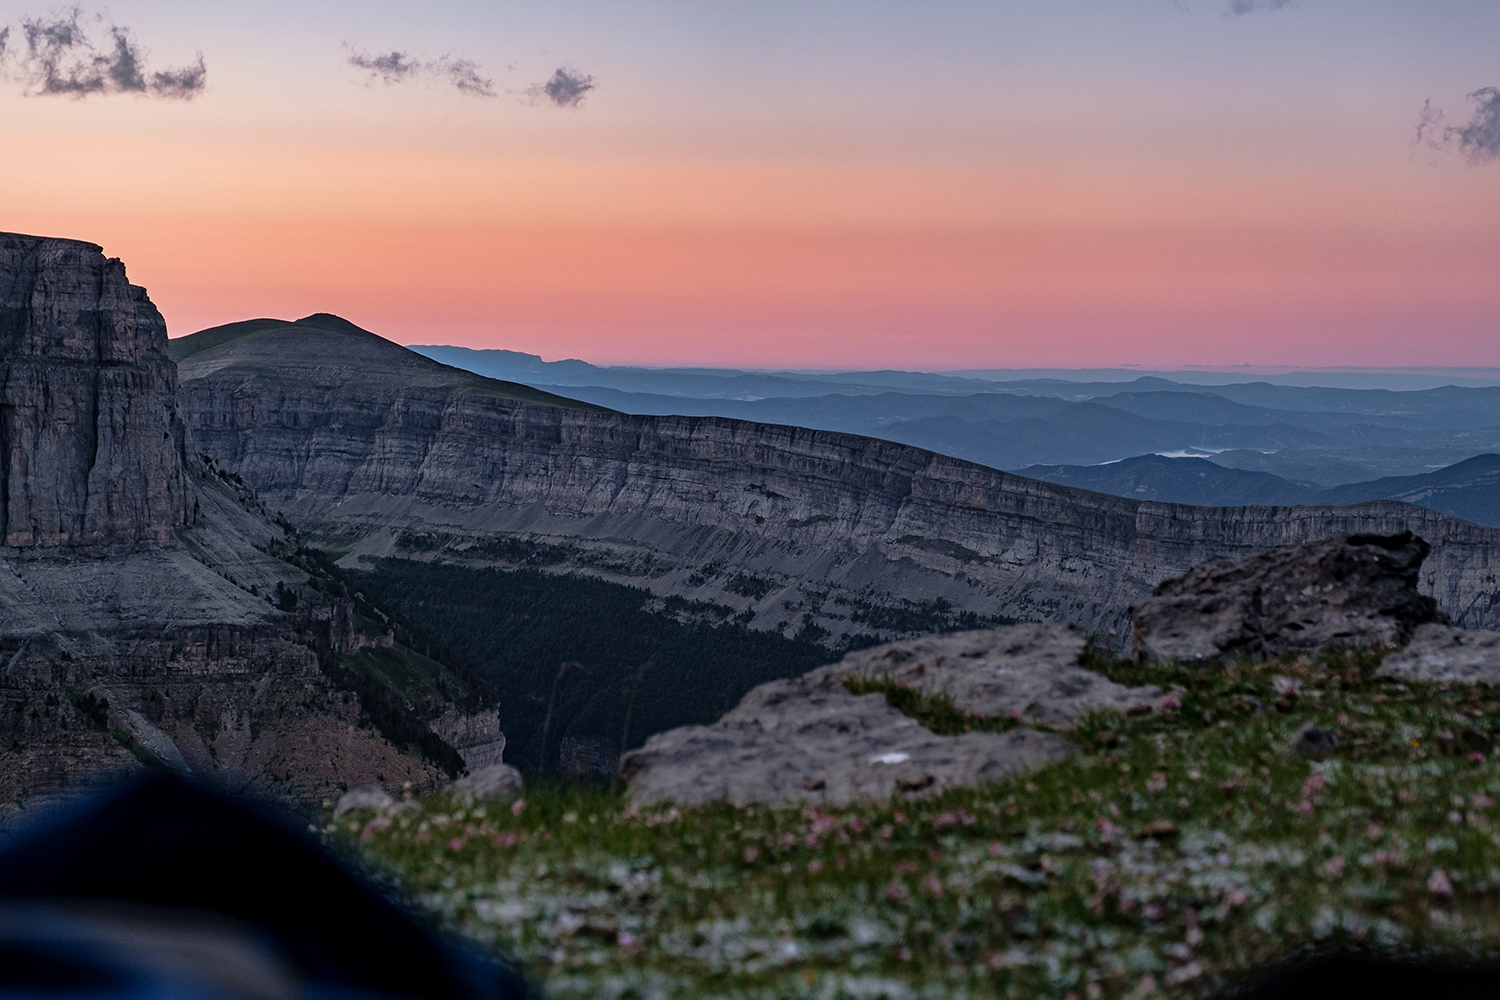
[4,0,1498,369]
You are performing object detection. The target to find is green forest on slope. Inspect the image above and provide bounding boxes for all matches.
[347,559,839,775]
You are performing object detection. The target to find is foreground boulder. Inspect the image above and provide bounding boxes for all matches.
[621,624,1157,807]
[1379,623,1500,684]
[835,623,1161,726]
[621,670,1073,808]
[1131,532,1445,664]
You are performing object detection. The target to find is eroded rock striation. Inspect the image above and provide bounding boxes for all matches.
[0,235,497,813]
[1,234,193,551]
[1131,532,1445,664]
[171,317,1500,643]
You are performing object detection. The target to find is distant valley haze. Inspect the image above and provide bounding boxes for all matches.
[403,341,1500,527]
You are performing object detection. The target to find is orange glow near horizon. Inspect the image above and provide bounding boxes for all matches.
[5,2,1499,370]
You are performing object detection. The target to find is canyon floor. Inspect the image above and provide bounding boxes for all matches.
[337,645,1500,1000]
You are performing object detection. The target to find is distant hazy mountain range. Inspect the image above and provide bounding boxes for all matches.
[410,346,1500,524]
[1018,453,1500,528]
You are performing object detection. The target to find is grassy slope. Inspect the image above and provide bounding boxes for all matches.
[340,647,1500,1000]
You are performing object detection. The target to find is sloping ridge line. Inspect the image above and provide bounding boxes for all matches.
[173,315,1500,635]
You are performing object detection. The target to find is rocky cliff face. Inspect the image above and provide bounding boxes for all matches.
[0,234,192,551]
[0,237,492,815]
[173,317,1500,643]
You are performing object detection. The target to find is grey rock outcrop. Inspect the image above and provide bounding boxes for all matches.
[621,665,1074,808]
[450,763,524,803]
[0,234,484,811]
[1,234,193,551]
[1131,532,1445,664]
[1288,724,1339,758]
[1379,623,1500,685]
[621,624,1157,807]
[428,708,507,772]
[334,784,395,819]
[171,317,1500,643]
[830,623,1161,727]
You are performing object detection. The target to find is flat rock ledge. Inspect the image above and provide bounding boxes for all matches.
[1379,624,1500,685]
[1131,531,1445,665]
[827,623,1161,727]
[622,624,1150,808]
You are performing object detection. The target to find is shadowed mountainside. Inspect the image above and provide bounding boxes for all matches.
[174,316,1500,643]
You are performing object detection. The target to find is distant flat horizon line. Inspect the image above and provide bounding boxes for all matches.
[402,343,1500,390]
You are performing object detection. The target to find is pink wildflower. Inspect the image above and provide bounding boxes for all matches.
[1475,793,1496,808]
[922,873,943,894]
[743,846,760,863]
[884,883,908,904]
[359,816,392,842]
[1161,696,1182,710]
[617,931,638,950]
[1428,869,1455,895]
[1472,752,1487,763]
[1324,856,1346,878]
[989,841,1008,856]
[510,798,526,816]
[448,836,467,852]
[808,858,823,873]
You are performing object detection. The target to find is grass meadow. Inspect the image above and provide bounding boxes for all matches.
[335,647,1500,999]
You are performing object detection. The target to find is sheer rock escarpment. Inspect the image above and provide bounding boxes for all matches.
[0,235,489,814]
[0,233,192,551]
[171,317,1500,644]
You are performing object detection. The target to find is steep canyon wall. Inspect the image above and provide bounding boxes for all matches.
[174,320,1500,642]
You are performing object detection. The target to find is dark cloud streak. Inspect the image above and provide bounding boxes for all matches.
[346,46,495,97]
[2,8,205,99]
[1415,88,1500,165]
[530,67,595,108]
[1454,87,1500,164]
[1226,0,1292,13]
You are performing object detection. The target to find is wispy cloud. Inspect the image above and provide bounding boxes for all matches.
[1415,88,1500,165]
[1226,0,1292,13]
[346,46,495,97]
[1453,88,1500,163]
[528,66,595,108]
[0,7,204,99]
